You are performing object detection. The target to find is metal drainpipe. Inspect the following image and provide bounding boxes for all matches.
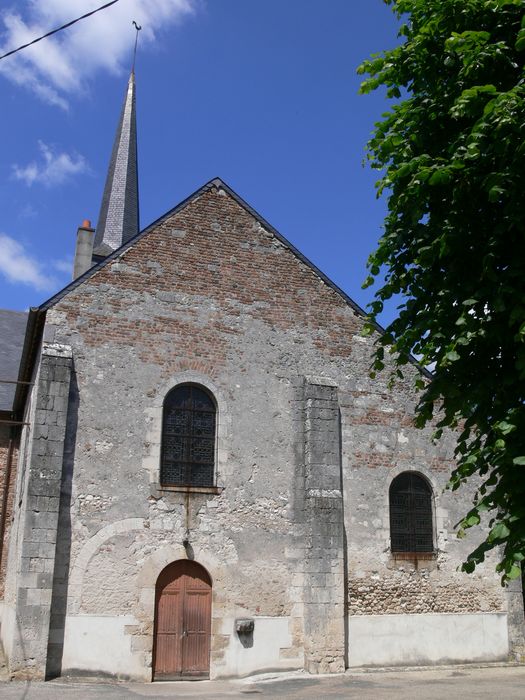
[0,427,17,575]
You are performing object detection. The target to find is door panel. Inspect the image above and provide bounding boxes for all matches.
[184,590,211,673]
[153,561,211,680]
[155,590,182,676]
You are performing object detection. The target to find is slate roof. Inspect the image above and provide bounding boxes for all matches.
[0,309,28,412]
[93,71,139,255]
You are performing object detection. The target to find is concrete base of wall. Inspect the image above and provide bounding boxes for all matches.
[61,615,149,681]
[61,613,303,681]
[347,612,509,667]
[215,615,303,678]
[0,602,14,668]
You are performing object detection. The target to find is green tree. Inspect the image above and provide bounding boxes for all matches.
[359,0,525,581]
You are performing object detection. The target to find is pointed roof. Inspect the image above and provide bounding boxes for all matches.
[93,71,139,256]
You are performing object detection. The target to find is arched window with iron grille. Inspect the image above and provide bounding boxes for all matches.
[161,384,216,487]
[389,472,434,553]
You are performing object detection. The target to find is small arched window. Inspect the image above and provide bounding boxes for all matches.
[389,472,433,553]
[161,384,216,487]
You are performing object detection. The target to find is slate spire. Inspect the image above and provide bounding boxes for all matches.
[93,71,139,258]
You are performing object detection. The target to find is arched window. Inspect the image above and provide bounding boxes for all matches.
[389,472,433,553]
[161,384,216,487]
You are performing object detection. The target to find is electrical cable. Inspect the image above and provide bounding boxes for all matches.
[0,0,121,62]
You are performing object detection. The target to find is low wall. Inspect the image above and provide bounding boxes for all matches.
[61,615,149,680]
[61,613,303,681]
[216,615,303,678]
[347,612,508,667]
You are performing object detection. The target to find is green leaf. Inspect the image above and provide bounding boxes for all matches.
[507,565,522,580]
[488,185,505,202]
[483,98,497,115]
[429,168,452,186]
[495,421,516,435]
[515,28,525,51]
[488,523,510,542]
[464,513,480,527]
[359,0,525,581]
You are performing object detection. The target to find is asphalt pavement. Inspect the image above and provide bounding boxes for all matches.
[0,665,524,699]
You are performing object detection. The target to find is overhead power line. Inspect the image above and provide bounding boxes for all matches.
[0,0,121,62]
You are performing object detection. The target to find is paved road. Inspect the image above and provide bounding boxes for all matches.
[1,666,524,699]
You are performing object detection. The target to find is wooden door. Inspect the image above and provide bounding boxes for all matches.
[153,560,212,680]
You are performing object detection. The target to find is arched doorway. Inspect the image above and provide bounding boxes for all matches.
[153,560,212,680]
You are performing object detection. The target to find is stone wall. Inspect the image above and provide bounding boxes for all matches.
[4,344,72,679]
[21,181,519,677]
[0,425,19,599]
[302,378,345,673]
[348,568,504,616]
[341,390,507,577]
[339,379,515,662]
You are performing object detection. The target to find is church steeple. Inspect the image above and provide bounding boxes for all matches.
[92,71,139,258]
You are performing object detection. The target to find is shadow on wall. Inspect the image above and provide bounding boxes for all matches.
[45,367,79,680]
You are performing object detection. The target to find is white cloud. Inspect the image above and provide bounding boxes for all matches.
[19,203,38,219]
[52,257,73,275]
[0,233,59,291]
[12,141,88,187]
[0,0,197,108]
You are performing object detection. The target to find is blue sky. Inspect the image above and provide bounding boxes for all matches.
[0,0,400,320]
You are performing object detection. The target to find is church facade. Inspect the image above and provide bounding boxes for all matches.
[0,73,523,681]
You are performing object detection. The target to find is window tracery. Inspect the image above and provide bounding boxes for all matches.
[389,472,434,553]
[161,384,216,487]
